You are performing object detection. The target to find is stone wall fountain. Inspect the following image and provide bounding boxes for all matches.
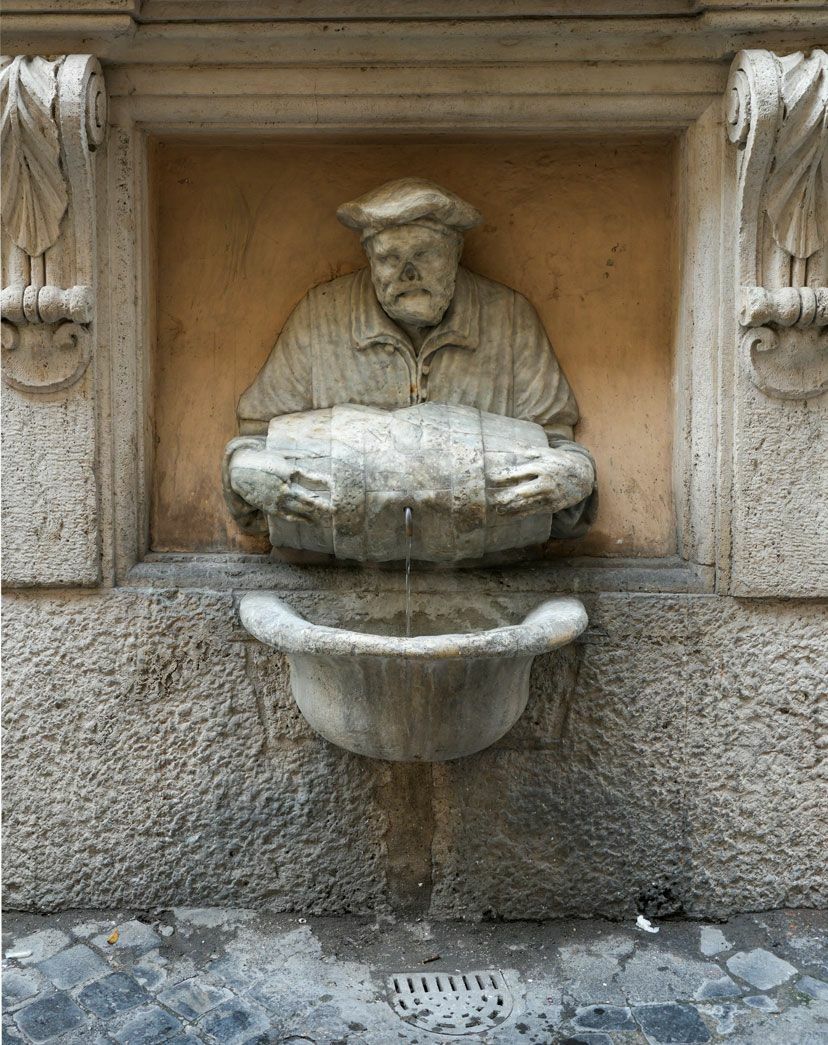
[3,12,825,922]
[223,178,598,761]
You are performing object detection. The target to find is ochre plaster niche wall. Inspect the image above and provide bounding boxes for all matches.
[152,139,676,556]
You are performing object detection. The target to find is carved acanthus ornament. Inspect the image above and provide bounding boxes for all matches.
[726,48,827,399]
[0,54,106,393]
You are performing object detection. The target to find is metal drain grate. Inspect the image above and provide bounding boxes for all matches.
[387,969,513,1035]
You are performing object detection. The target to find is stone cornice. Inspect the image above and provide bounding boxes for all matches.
[3,0,828,18]
[2,3,827,65]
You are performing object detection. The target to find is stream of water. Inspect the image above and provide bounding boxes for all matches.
[404,506,413,637]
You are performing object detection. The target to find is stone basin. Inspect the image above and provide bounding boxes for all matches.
[239,591,588,762]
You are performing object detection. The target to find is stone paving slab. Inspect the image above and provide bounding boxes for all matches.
[2,908,826,1043]
[2,967,48,1011]
[78,972,152,1019]
[12,992,88,1043]
[724,949,797,991]
[37,943,111,990]
[157,978,235,1021]
[7,930,72,967]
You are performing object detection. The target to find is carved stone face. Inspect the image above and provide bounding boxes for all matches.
[364,225,462,328]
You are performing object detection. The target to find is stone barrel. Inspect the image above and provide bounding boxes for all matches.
[260,402,554,563]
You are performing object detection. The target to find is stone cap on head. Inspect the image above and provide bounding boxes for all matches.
[337,177,483,240]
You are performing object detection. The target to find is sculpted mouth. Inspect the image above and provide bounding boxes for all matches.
[395,288,430,300]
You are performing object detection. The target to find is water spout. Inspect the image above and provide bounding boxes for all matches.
[404,507,413,637]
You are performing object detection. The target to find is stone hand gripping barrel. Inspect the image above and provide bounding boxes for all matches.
[237,402,554,563]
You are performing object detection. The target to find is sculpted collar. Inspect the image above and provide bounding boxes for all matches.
[350,266,480,355]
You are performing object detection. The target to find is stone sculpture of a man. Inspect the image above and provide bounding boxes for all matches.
[224,177,596,544]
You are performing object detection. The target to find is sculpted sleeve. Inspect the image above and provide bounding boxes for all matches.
[222,435,270,535]
[224,295,314,532]
[511,292,598,539]
[237,295,314,434]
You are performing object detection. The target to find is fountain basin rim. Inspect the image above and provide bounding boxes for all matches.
[239,591,588,660]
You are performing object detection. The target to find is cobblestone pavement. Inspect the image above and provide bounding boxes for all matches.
[2,908,826,1044]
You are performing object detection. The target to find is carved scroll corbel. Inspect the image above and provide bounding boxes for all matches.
[726,48,827,399]
[0,54,106,393]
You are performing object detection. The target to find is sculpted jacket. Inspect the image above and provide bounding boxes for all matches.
[225,266,597,539]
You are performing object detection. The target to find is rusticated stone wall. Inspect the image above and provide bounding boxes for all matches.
[4,586,824,920]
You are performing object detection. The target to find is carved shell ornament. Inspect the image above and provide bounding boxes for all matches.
[0,56,69,258]
[726,49,828,400]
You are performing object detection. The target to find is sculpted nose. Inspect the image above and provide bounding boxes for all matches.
[401,262,418,281]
